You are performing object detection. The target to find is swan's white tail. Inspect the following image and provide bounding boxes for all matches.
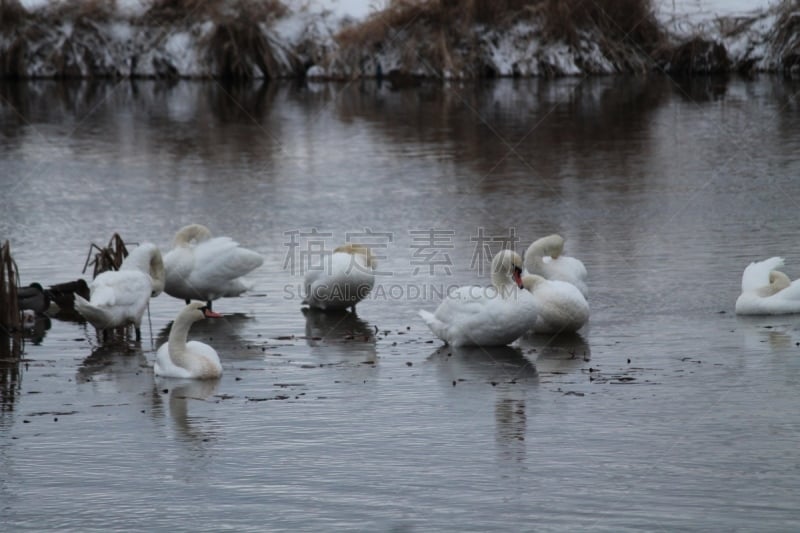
[74,294,110,329]
[418,309,446,341]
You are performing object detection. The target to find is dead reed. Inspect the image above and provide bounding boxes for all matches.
[0,240,20,334]
[771,0,800,73]
[334,0,665,77]
[1,0,293,79]
[81,233,134,341]
[0,240,22,362]
[83,233,128,278]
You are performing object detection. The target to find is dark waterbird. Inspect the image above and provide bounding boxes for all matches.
[44,279,90,311]
[17,283,50,314]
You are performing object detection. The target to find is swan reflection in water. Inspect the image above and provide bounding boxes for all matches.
[302,308,377,363]
[519,331,590,375]
[427,344,538,384]
[736,315,800,353]
[75,343,155,418]
[77,342,150,383]
[428,345,536,463]
[153,377,221,444]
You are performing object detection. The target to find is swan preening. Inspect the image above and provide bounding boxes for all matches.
[302,244,376,311]
[418,250,538,347]
[74,242,165,339]
[163,224,264,310]
[735,257,800,315]
[521,236,589,334]
[521,275,589,334]
[154,302,223,379]
[524,234,588,298]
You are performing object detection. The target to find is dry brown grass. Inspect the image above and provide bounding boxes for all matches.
[0,0,292,79]
[772,0,800,72]
[535,0,663,50]
[0,241,21,340]
[0,0,26,26]
[143,0,292,78]
[143,0,287,25]
[335,0,665,77]
[83,233,129,278]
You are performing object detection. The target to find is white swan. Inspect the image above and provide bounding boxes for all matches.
[74,242,165,340]
[735,257,800,315]
[154,301,223,379]
[418,250,538,347]
[302,244,376,311]
[163,224,264,310]
[521,274,589,333]
[524,234,588,298]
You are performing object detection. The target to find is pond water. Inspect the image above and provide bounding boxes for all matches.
[1,75,800,531]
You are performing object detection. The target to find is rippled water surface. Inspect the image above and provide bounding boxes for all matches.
[1,76,800,531]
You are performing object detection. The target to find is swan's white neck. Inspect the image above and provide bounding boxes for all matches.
[120,243,165,296]
[759,270,791,297]
[490,250,523,298]
[491,270,518,298]
[174,224,213,247]
[524,235,564,271]
[167,312,197,370]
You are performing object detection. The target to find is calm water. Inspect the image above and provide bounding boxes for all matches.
[1,75,800,531]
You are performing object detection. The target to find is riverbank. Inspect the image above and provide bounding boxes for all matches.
[0,0,796,79]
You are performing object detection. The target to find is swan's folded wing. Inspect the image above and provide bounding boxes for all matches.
[770,280,800,312]
[434,286,490,322]
[741,257,784,292]
[302,268,326,302]
[193,237,264,284]
[91,271,150,308]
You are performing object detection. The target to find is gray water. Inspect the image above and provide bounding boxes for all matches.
[1,75,800,532]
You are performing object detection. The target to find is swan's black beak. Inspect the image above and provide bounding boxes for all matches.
[201,306,222,318]
[513,267,523,288]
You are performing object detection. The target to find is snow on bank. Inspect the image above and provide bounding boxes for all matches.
[2,0,799,79]
[654,0,800,74]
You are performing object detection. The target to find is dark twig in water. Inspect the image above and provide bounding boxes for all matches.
[82,233,129,278]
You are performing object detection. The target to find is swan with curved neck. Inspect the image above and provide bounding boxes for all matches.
[521,274,589,333]
[74,242,166,340]
[302,243,376,311]
[736,257,800,315]
[418,250,537,347]
[154,302,223,379]
[163,224,264,310]
[524,234,588,298]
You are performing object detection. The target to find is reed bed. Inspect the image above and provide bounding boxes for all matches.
[0,0,294,79]
[0,240,20,335]
[333,0,665,77]
[0,240,22,362]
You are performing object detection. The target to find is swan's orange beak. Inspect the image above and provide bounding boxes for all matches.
[203,308,222,318]
[513,267,523,288]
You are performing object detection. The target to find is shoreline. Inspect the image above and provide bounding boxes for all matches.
[0,0,797,80]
